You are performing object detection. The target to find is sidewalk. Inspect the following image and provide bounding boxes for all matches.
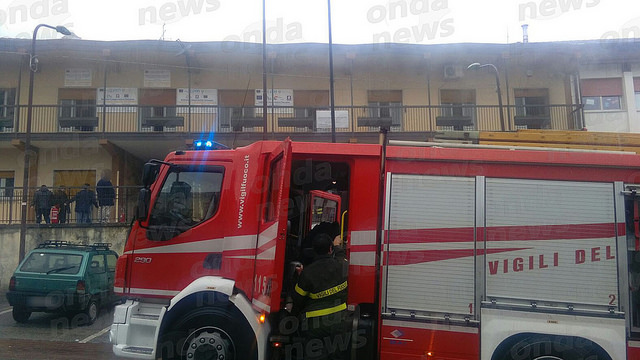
[0,339,118,360]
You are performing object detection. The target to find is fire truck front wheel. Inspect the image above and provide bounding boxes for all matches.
[158,305,258,360]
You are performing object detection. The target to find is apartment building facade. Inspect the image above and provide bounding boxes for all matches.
[576,40,640,132]
[0,38,638,223]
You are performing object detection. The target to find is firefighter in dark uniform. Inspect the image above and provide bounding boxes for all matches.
[291,230,349,360]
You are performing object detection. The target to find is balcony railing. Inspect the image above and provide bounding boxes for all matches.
[0,104,584,134]
[0,186,141,225]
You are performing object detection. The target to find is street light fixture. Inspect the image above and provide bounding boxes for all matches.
[467,62,506,131]
[19,24,72,262]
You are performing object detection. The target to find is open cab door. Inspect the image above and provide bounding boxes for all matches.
[252,139,293,314]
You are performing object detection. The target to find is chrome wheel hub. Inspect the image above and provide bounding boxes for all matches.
[184,327,232,360]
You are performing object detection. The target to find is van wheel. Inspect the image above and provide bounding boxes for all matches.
[158,306,258,360]
[12,307,31,323]
[83,299,98,325]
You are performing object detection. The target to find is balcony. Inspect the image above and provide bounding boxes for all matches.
[0,104,583,134]
[0,186,140,225]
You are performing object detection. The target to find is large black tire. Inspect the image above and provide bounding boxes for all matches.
[12,307,31,323]
[495,334,611,360]
[158,304,258,360]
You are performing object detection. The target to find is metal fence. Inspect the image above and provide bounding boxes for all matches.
[0,186,141,225]
[0,104,583,134]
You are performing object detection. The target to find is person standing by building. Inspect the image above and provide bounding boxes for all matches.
[52,185,70,224]
[291,231,349,359]
[31,185,53,224]
[71,183,98,224]
[97,170,116,224]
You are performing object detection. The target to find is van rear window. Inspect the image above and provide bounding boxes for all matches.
[20,252,83,274]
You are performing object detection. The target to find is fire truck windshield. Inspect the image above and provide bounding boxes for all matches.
[147,166,224,240]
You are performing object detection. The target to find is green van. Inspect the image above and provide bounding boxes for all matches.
[6,241,120,324]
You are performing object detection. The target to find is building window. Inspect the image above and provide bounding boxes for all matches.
[367,90,403,127]
[218,90,259,130]
[514,88,550,129]
[0,88,17,129]
[0,171,14,198]
[634,78,640,110]
[582,95,622,111]
[58,88,97,130]
[581,78,623,111]
[440,89,476,115]
[602,96,622,110]
[0,88,16,116]
[139,89,181,131]
[437,89,476,130]
[514,88,549,116]
[60,99,97,118]
[293,90,329,119]
[582,96,601,111]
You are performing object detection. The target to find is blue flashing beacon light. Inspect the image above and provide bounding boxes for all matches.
[193,140,230,150]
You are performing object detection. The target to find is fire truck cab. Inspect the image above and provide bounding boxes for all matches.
[111,138,640,360]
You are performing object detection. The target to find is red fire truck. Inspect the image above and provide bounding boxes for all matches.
[110,138,640,360]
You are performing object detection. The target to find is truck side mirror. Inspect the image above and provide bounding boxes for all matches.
[136,188,151,221]
[142,163,160,188]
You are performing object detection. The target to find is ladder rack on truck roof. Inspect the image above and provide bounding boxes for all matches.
[389,139,635,154]
[475,129,640,154]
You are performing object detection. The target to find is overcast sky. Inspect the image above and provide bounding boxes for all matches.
[0,0,638,44]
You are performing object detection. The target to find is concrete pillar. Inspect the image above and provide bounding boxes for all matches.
[623,71,639,132]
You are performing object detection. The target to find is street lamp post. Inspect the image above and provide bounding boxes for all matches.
[467,62,506,131]
[19,24,72,262]
[328,0,336,143]
[262,0,268,140]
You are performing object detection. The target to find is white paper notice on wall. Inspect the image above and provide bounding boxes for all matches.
[254,89,294,106]
[316,110,349,129]
[144,69,171,88]
[176,88,218,113]
[65,69,92,87]
[585,98,595,105]
[97,88,138,112]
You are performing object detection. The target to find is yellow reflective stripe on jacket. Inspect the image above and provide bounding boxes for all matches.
[308,280,348,299]
[305,303,347,318]
[295,284,309,297]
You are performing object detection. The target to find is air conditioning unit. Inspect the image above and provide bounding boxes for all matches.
[444,65,463,80]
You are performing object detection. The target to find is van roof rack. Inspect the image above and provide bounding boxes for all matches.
[37,240,112,251]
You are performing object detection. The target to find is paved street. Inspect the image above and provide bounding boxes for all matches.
[0,298,119,360]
